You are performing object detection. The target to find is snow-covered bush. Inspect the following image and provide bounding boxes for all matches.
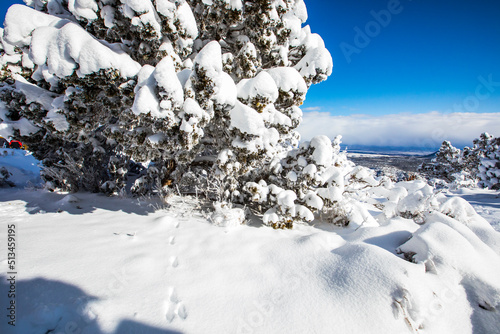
[474,133,500,190]
[244,135,356,228]
[209,202,246,228]
[0,0,332,196]
[419,133,499,190]
[418,140,475,188]
[422,140,463,181]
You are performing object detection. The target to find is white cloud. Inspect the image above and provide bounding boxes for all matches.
[302,106,322,111]
[298,111,500,149]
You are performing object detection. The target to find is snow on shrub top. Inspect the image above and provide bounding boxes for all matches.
[266,67,307,95]
[237,71,279,103]
[212,71,237,107]
[133,65,161,117]
[122,0,154,15]
[30,22,141,78]
[293,26,333,84]
[0,100,38,138]
[194,41,223,77]
[68,0,99,21]
[180,98,205,134]
[133,57,189,119]
[229,101,279,154]
[218,0,244,11]
[293,0,308,23]
[154,57,184,103]
[3,5,64,54]
[173,1,199,38]
[122,0,163,37]
[309,135,335,167]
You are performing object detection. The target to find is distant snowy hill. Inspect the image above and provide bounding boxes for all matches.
[342,145,438,156]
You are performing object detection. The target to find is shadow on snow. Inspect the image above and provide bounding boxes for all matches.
[0,188,162,216]
[0,276,183,334]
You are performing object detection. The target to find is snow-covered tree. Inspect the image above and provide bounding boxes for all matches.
[474,133,500,190]
[419,141,465,182]
[419,134,500,190]
[418,140,477,188]
[244,135,357,228]
[0,0,332,196]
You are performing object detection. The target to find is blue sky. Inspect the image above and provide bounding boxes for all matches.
[303,0,500,116]
[1,0,499,148]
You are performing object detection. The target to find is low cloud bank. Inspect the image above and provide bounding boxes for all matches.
[298,111,500,150]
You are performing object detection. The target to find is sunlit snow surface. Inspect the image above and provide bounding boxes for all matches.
[1,153,500,334]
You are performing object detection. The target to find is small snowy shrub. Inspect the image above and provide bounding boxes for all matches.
[474,133,500,190]
[395,181,437,223]
[419,140,475,188]
[244,135,355,228]
[0,0,332,197]
[419,133,499,190]
[209,202,246,228]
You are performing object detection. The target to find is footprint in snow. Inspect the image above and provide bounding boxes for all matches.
[170,256,179,268]
[165,302,176,323]
[176,303,188,320]
[169,236,176,245]
[165,287,188,322]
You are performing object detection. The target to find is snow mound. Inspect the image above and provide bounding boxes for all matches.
[0,148,41,187]
[398,212,500,332]
[1,186,499,334]
[57,194,80,206]
[209,203,246,228]
[0,141,499,333]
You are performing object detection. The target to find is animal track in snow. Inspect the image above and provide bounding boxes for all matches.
[176,303,188,320]
[170,256,179,268]
[164,215,186,323]
[165,287,188,322]
[165,302,176,323]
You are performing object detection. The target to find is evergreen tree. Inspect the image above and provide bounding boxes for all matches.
[474,133,500,190]
[419,140,466,183]
[0,0,332,197]
[245,135,354,228]
[419,134,500,191]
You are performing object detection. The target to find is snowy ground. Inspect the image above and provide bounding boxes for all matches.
[1,150,500,334]
[348,152,433,173]
[446,188,500,233]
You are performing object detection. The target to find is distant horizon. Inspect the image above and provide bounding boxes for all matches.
[298,110,499,150]
[340,145,441,157]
